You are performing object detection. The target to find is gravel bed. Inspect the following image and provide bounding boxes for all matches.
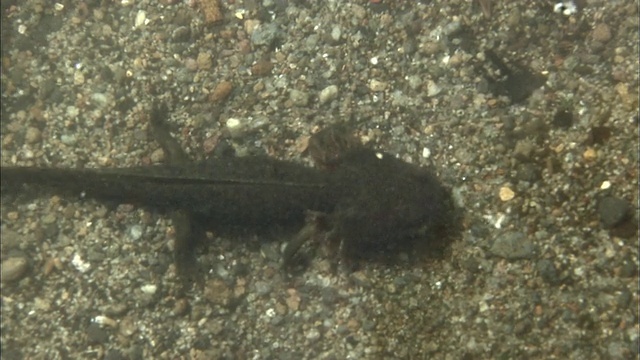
[1,1,638,359]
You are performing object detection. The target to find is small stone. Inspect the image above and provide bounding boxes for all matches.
[86,323,109,344]
[319,85,338,104]
[536,259,560,285]
[204,279,232,306]
[173,298,190,316]
[1,257,29,282]
[134,10,146,28]
[225,118,244,138]
[421,41,442,56]
[426,80,441,97]
[513,140,534,161]
[618,259,637,278]
[368,79,387,92]
[598,197,631,228]
[43,213,57,224]
[583,147,597,161]
[552,109,574,128]
[196,52,213,70]
[94,315,118,328]
[209,80,233,102]
[251,22,278,46]
[592,23,612,43]
[490,231,535,260]
[330,25,342,43]
[285,288,300,311]
[118,316,136,337]
[254,280,272,296]
[140,284,157,295]
[60,134,77,145]
[251,58,272,76]
[129,225,143,241]
[199,0,223,24]
[289,89,309,106]
[499,186,515,201]
[243,19,260,35]
[149,148,165,163]
[25,127,42,144]
[305,328,321,342]
[73,71,85,85]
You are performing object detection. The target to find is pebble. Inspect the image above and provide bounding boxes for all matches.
[289,89,309,106]
[499,186,515,201]
[128,225,143,241]
[286,288,301,311]
[225,118,245,138]
[330,25,342,43]
[319,85,338,104]
[536,259,560,285]
[204,279,233,306]
[209,80,233,102]
[86,323,109,344]
[513,140,534,161]
[1,256,29,282]
[25,127,42,144]
[592,23,612,43]
[196,52,213,70]
[149,148,165,163]
[243,19,260,35]
[60,134,77,145]
[200,0,223,24]
[172,298,190,316]
[73,71,85,85]
[583,147,597,161]
[368,79,387,92]
[254,280,272,296]
[598,196,630,228]
[490,231,535,260]
[251,58,272,76]
[305,328,321,342]
[426,80,441,97]
[251,23,279,46]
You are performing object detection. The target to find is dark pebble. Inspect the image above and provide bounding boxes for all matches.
[536,259,560,285]
[598,196,630,228]
[589,126,612,145]
[552,109,574,128]
[618,259,637,278]
[515,163,541,183]
[616,288,632,309]
[86,323,109,344]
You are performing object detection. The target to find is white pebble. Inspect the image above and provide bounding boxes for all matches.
[226,118,244,138]
[134,10,146,28]
[141,284,157,295]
